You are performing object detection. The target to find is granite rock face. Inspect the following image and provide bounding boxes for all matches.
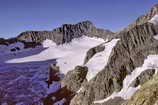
[84,44,105,64]
[122,74,158,105]
[130,69,155,87]
[17,21,114,45]
[70,22,158,105]
[124,4,158,31]
[61,66,88,92]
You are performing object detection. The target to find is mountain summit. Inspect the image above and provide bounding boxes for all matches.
[17,20,114,45]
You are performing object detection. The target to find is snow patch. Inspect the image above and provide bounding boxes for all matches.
[85,39,119,81]
[154,34,158,40]
[6,36,105,75]
[2,36,106,104]
[94,54,158,104]
[42,39,56,48]
[149,14,158,24]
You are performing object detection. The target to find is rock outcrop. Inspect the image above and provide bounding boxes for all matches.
[130,69,155,87]
[17,21,114,45]
[43,66,88,105]
[123,4,158,31]
[0,38,17,45]
[70,22,158,105]
[61,66,88,92]
[84,44,105,64]
[122,74,158,105]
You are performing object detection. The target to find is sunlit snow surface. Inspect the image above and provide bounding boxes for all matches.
[85,39,119,81]
[0,36,105,104]
[149,14,158,24]
[154,34,158,40]
[6,36,105,74]
[94,55,158,104]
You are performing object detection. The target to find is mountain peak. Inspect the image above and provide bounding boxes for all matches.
[78,20,94,25]
[60,20,94,28]
[17,20,113,45]
[121,4,158,32]
[153,3,158,9]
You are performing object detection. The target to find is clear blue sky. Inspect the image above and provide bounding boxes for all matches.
[0,0,157,38]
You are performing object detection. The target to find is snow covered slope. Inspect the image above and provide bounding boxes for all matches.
[94,54,158,104]
[0,36,105,104]
[6,36,105,74]
[85,39,119,81]
[149,14,158,24]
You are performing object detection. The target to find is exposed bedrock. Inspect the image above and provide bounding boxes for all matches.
[84,44,105,65]
[17,21,114,45]
[122,4,158,32]
[70,23,158,105]
[61,66,88,92]
[130,69,156,87]
[122,74,158,105]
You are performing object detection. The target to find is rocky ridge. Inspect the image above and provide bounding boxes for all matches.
[122,74,158,105]
[69,5,158,105]
[17,21,114,45]
[124,4,158,31]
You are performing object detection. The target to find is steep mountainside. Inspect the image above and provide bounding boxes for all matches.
[70,4,158,105]
[122,74,158,105]
[124,4,158,31]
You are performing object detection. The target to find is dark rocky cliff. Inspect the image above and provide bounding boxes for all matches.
[123,4,158,32]
[70,22,158,105]
[17,21,114,45]
[122,74,158,105]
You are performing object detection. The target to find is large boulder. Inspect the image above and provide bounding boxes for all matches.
[61,66,88,92]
